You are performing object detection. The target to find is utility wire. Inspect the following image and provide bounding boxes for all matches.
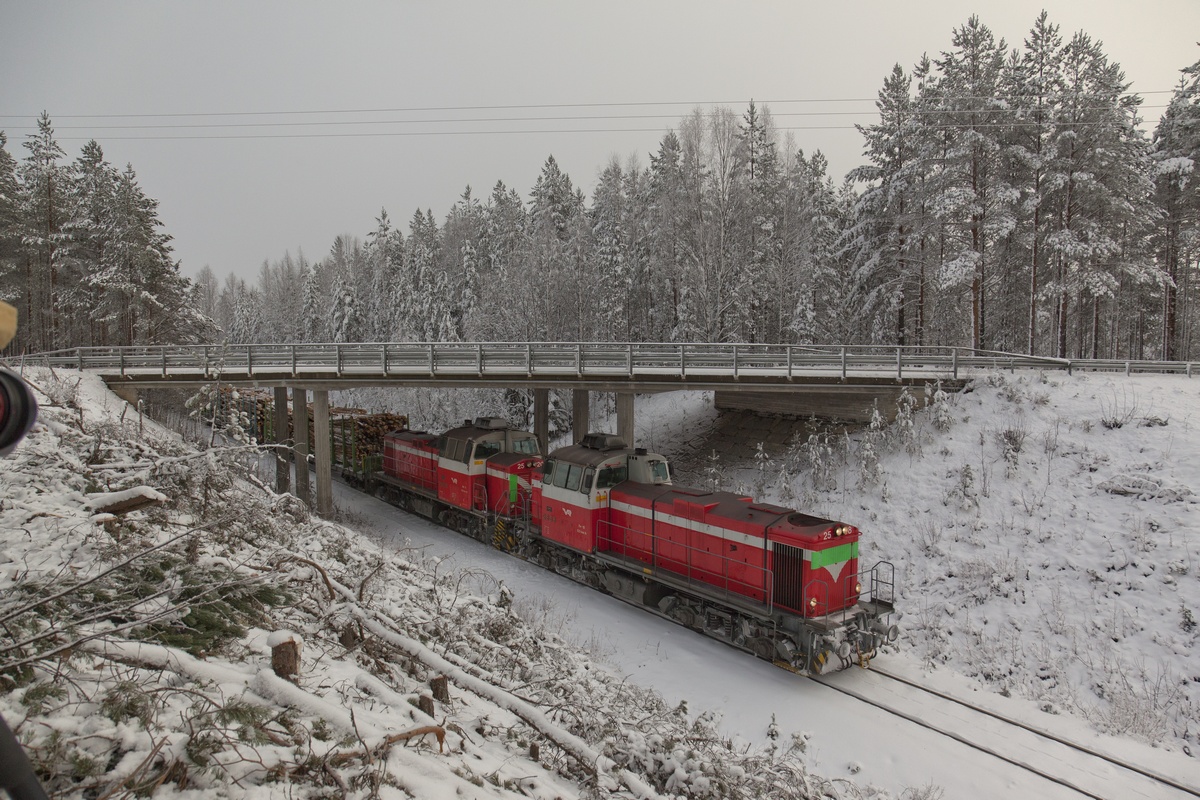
[0,90,1177,121]
[40,118,1165,143]
[12,103,1166,132]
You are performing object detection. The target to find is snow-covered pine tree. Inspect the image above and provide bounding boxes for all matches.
[849,64,927,346]
[1152,54,1200,360]
[1004,12,1064,355]
[1041,32,1160,358]
[928,16,1016,352]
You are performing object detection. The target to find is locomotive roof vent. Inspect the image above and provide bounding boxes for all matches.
[473,417,509,430]
[581,433,627,451]
[634,447,648,456]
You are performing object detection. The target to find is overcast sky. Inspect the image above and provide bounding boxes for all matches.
[3,1,1199,284]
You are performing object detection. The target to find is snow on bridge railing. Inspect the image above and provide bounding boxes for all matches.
[19,343,1196,383]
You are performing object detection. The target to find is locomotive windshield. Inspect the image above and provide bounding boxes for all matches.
[473,439,502,460]
[511,435,539,455]
[596,464,627,489]
[650,460,671,482]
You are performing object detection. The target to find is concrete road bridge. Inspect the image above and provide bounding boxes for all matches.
[26,342,1198,517]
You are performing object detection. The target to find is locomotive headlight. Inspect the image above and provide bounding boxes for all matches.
[809,598,818,609]
[854,582,862,594]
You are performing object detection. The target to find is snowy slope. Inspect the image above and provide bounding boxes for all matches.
[608,372,1200,787]
[330,372,1200,797]
[0,369,850,799]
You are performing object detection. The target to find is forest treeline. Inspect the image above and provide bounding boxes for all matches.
[0,115,213,353]
[3,14,1199,360]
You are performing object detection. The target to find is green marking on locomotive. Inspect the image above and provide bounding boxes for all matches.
[806,541,858,569]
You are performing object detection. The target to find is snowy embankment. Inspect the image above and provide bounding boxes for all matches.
[653,371,1198,753]
[0,369,854,799]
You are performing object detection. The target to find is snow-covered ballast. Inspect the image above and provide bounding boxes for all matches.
[532,433,898,674]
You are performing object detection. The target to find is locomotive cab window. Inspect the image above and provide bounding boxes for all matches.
[553,461,571,488]
[565,464,583,491]
[580,467,595,494]
[512,435,539,455]
[650,460,671,482]
[541,459,556,484]
[597,465,627,489]
[474,440,502,460]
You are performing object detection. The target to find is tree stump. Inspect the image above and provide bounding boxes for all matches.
[271,639,301,680]
[530,742,540,762]
[430,674,449,703]
[418,694,435,719]
[268,631,303,681]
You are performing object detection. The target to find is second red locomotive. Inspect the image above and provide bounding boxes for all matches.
[374,417,897,674]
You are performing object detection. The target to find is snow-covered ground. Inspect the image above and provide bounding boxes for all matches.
[0,370,845,799]
[332,371,1200,797]
[3,367,1199,798]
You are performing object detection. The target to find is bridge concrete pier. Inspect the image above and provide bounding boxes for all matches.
[293,388,310,507]
[616,392,634,447]
[312,389,333,517]
[572,389,589,443]
[533,389,549,456]
[273,387,291,495]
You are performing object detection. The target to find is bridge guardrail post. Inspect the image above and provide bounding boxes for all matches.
[841,347,847,381]
[733,345,739,379]
[161,347,167,377]
[680,344,687,376]
[786,345,793,380]
[626,343,632,377]
[292,345,298,377]
[896,348,902,381]
[247,346,253,377]
[476,343,482,377]
[77,348,83,371]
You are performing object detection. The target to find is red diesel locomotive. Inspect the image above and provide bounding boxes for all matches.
[375,418,897,674]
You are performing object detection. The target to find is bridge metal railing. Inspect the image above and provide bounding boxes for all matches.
[18,342,1198,384]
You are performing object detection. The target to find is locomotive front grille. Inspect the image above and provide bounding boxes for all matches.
[773,542,805,612]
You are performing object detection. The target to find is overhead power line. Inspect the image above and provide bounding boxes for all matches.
[2,103,1162,133]
[0,90,1176,122]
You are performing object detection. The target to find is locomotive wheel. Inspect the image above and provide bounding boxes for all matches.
[748,637,776,661]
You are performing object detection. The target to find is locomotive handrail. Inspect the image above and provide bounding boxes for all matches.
[21,342,1197,387]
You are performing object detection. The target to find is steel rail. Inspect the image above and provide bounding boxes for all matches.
[866,666,1200,798]
[811,670,1196,800]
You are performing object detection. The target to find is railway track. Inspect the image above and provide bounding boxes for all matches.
[812,666,1199,799]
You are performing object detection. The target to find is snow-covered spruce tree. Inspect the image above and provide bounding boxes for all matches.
[14,112,68,353]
